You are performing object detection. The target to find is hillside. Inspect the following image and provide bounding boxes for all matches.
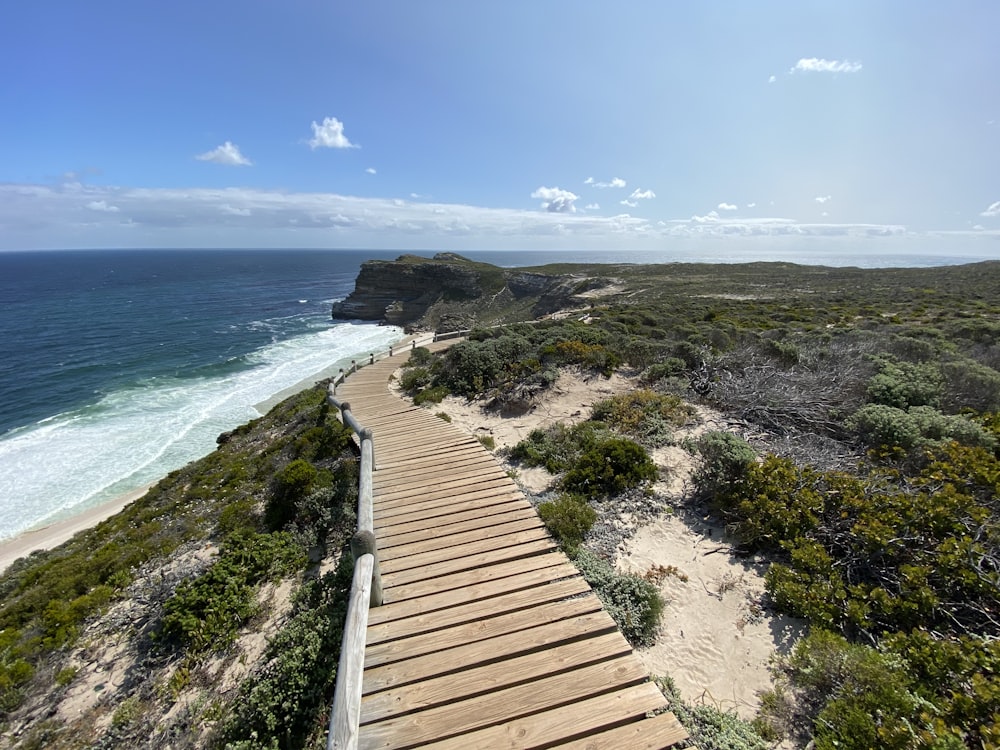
[2,257,999,749]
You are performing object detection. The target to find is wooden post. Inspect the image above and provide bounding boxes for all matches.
[351,359,357,373]
[339,401,351,425]
[351,530,382,607]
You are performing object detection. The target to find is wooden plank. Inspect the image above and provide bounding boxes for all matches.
[363,610,619,693]
[360,632,632,723]
[357,656,651,749]
[419,684,673,750]
[367,562,581,624]
[374,472,511,504]
[376,500,530,537]
[379,518,550,571]
[373,451,498,480]
[547,709,689,750]
[382,547,565,597]
[381,535,554,578]
[374,486,520,519]
[364,591,603,667]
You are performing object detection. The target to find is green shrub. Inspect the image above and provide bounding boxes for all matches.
[574,550,663,647]
[435,411,452,422]
[847,404,996,450]
[591,390,694,447]
[161,531,305,654]
[398,366,432,393]
[477,435,495,450]
[509,422,609,474]
[562,437,657,496]
[641,357,687,383]
[407,346,434,367]
[655,676,770,750]
[222,557,352,749]
[692,431,757,500]
[537,495,597,551]
[866,358,943,409]
[413,385,449,405]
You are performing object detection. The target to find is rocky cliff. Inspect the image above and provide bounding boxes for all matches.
[331,253,608,329]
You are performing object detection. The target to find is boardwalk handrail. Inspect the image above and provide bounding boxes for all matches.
[326,394,381,750]
[325,330,440,750]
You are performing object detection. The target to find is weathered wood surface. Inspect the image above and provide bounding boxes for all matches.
[335,340,688,750]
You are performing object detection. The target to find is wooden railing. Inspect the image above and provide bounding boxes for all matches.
[324,330,444,750]
[325,395,380,750]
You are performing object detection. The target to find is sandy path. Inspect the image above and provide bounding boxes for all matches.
[423,369,805,718]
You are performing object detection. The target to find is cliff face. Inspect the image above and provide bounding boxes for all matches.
[332,253,604,329]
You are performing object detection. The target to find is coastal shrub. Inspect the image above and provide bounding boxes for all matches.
[222,556,352,749]
[477,434,495,450]
[398,366,431,394]
[413,385,449,405]
[562,437,657,496]
[574,550,663,647]
[866,357,943,409]
[940,358,1000,413]
[655,676,769,750]
[691,431,757,501]
[847,403,997,451]
[640,357,687,383]
[160,531,305,653]
[760,630,932,750]
[509,422,609,474]
[407,346,434,367]
[591,389,694,447]
[537,494,597,551]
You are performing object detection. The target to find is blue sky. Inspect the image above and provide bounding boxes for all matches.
[2,1,999,257]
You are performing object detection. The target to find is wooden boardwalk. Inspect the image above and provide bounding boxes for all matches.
[335,343,690,750]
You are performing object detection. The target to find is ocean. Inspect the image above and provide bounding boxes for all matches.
[1,246,995,542]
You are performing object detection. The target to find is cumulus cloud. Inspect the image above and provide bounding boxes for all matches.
[308,116,357,149]
[815,195,832,204]
[746,202,757,208]
[629,188,656,200]
[586,177,626,189]
[791,58,863,74]
[980,201,1000,217]
[195,141,252,166]
[86,200,119,212]
[620,200,638,208]
[532,186,579,213]
[365,167,376,175]
[768,75,776,83]
[718,202,738,211]
[585,203,600,210]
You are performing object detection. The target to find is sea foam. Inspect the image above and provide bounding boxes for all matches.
[0,322,402,541]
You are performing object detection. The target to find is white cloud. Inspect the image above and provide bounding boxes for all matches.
[815,195,832,204]
[746,202,757,208]
[308,116,357,149]
[586,177,626,189]
[86,200,119,212]
[791,58,863,74]
[980,201,1000,217]
[365,167,376,175]
[620,200,638,208]
[0,180,943,254]
[195,141,252,166]
[768,75,776,84]
[629,188,656,200]
[718,202,738,211]
[531,186,579,213]
[585,203,600,210]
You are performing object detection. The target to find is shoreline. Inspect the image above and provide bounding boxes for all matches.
[0,484,153,574]
[0,334,416,577]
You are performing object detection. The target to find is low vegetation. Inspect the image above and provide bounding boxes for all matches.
[4,258,1000,748]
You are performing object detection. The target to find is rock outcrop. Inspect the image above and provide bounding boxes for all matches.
[331,253,609,329]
